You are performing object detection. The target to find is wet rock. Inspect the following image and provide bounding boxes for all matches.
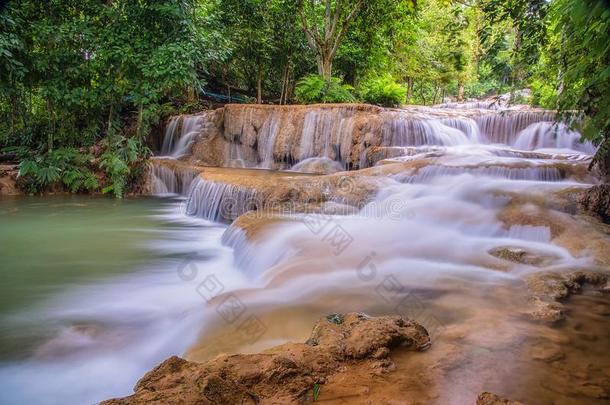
[476,392,524,405]
[580,184,610,223]
[524,270,609,322]
[290,157,344,174]
[488,246,553,266]
[0,164,19,195]
[101,313,430,405]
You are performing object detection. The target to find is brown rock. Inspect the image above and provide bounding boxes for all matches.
[488,246,554,267]
[580,184,610,223]
[101,313,430,405]
[524,270,609,322]
[476,392,524,405]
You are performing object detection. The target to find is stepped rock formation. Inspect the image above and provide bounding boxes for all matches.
[159,103,593,170]
[144,102,610,404]
[101,313,430,404]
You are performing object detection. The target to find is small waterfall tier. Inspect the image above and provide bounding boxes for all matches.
[155,104,594,171]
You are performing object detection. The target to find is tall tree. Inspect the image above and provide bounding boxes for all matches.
[297,0,365,80]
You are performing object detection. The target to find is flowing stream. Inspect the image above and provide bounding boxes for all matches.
[1,105,608,404]
[0,196,241,404]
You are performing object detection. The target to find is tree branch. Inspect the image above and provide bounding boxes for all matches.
[330,0,363,59]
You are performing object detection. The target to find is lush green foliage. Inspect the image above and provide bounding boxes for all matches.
[0,0,202,195]
[359,75,407,107]
[99,136,150,198]
[1,0,609,188]
[14,147,98,194]
[295,75,356,104]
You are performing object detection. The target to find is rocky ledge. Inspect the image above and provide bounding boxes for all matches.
[580,184,610,223]
[101,313,430,404]
[525,270,610,322]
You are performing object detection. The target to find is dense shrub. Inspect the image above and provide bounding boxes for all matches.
[15,147,99,194]
[100,137,150,198]
[294,75,356,104]
[358,75,406,107]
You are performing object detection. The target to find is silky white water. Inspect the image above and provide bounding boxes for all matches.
[2,103,604,404]
[0,197,249,405]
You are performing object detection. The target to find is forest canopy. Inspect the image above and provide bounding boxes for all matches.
[1,0,609,195]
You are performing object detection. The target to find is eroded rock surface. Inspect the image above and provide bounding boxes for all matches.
[525,270,610,322]
[580,184,610,223]
[101,313,430,405]
[476,392,525,405]
[0,164,19,195]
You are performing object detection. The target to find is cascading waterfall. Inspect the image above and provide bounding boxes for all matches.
[185,177,260,222]
[258,114,282,168]
[513,121,596,153]
[436,101,501,110]
[160,115,204,157]
[149,164,197,195]
[298,110,357,166]
[475,110,556,144]
[441,117,481,142]
[393,164,565,183]
[154,103,598,173]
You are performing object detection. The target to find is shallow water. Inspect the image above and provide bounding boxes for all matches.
[0,195,239,404]
[2,105,609,404]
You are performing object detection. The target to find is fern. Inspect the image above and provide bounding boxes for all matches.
[16,148,99,194]
[295,74,356,104]
[359,75,407,107]
[37,166,61,185]
[18,159,39,177]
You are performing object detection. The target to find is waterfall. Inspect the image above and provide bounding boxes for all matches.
[298,110,356,167]
[436,101,501,110]
[380,115,474,147]
[258,114,281,168]
[216,105,592,170]
[149,164,197,195]
[393,164,565,183]
[290,157,344,174]
[475,111,555,144]
[513,122,596,153]
[160,115,203,157]
[185,177,260,222]
[441,117,481,143]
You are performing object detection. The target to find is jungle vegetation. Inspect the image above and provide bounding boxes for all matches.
[0,0,608,195]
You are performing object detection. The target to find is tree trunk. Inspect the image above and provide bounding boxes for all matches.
[280,64,290,105]
[317,53,333,81]
[299,0,363,82]
[187,86,195,103]
[107,102,115,139]
[406,77,413,104]
[47,99,54,152]
[136,102,144,139]
[256,68,263,104]
[457,82,465,101]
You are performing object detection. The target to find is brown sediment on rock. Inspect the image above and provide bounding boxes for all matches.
[0,164,19,195]
[488,246,558,267]
[100,313,430,405]
[524,270,610,322]
[580,184,610,223]
[153,157,385,209]
[177,103,539,170]
[476,392,525,405]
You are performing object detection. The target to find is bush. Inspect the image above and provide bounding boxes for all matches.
[16,147,99,194]
[295,75,356,104]
[100,137,150,198]
[358,75,406,107]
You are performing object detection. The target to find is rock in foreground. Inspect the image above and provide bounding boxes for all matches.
[101,313,430,405]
